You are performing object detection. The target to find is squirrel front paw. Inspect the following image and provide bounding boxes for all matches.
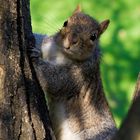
[27,47,41,61]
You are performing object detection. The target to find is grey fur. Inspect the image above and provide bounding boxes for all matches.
[30,11,117,140]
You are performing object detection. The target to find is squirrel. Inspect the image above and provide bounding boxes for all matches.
[29,5,117,140]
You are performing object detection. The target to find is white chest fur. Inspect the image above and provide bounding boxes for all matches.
[50,102,81,140]
[41,37,70,65]
[61,121,81,140]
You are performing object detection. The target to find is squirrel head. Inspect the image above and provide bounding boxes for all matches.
[55,6,110,61]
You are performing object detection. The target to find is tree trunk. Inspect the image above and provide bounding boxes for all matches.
[0,0,54,139]
[113,73,140,140]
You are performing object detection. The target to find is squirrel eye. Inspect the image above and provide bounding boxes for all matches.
[63,20,68,27]
[90,33,97,42]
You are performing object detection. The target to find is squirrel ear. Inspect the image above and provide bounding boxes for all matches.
[73,4,81,14]
[99,19,110,35]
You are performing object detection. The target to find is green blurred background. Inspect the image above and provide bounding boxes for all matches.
[30,0,140,127]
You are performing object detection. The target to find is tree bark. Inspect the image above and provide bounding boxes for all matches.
[133,73,140,102]
[0,0,54,139]
[113,73,140,140]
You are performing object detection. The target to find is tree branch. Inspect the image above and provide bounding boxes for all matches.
[113,73,140,140]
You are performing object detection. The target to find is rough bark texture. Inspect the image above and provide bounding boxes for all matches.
[0,0,53,139]
[113,73,140,140]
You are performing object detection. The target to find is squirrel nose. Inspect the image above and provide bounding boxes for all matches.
[68,34,78,45]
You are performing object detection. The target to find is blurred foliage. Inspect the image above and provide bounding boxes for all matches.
[30,0,140,127]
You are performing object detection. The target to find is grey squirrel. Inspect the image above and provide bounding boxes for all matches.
[29,5,117,140]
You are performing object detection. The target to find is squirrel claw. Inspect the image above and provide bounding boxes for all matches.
[27,47,41,60]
